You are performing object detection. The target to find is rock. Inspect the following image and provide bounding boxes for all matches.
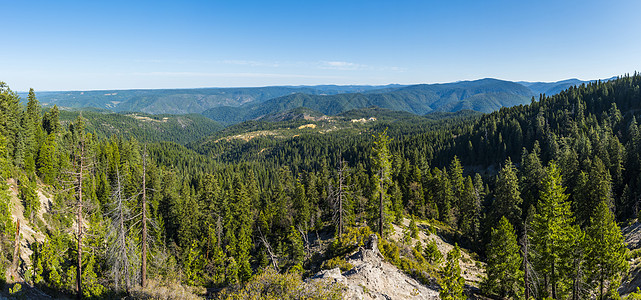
[366,234,378,251]
[311,267,344,281]
[309,233,439,299]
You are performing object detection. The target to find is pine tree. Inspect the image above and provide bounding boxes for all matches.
[42,105,61,135]
[23,88,43,173]
[140,145,148,288]
[520,145,545,217]
[449,156,465,224]
[584,158,613,226]
[439,244,465,300]
[484,216,524,299]
[328,156,352,238]
[531,162,579,299]
[232,176,253,282]
[0,82,22,158]
[372,128,392,237]
[67,115,92,299]
[433,168,454,225]
[37,133,57,184]
[585,201,628,300]
[293,178,310,229]
[19,177,39,223]
[494,157,523,228]
[459,176,480,241]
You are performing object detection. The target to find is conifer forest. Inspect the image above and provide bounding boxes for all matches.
[1,74,641,299]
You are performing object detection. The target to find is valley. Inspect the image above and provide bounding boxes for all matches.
[1,75,640,299]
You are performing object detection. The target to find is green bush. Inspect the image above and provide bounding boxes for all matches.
[423,240,443,265]
[220,268,344,300]
[327,226,374,257]
[378,239,399,263]
[321,257,354,272]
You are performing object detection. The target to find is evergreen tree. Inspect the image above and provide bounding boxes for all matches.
[293,178,310,229]
[449,156,465,224]
[439,244,465,300]
[585,201,628,300]
[37,133,57,184]
[520,145,545,217]
[232,176,253,282]
[483,216,524,299]
[0,82,22,158]
[494,157,523,228]
[19,177,39,223]
[372,128,392,237]
[42,105,61,135]
[459,176,480,241]
[433,168,454,225]
[531,162,579,299]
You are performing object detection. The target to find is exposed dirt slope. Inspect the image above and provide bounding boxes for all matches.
[621,221,641,295]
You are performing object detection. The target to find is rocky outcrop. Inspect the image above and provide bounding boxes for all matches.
[621,221,641,295]
[310,234,439,299]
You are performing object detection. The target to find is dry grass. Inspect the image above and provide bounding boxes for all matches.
[129,279,206,300]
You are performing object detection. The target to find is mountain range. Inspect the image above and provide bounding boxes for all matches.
[24,77,615,125]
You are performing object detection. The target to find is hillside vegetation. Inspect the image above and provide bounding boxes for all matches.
[26,78,603,126]
[202,78,608,125]
[0,75,639,299]
[24,85,400,114]
[58,110,223,144]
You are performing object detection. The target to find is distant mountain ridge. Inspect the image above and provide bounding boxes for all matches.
[202,78,534,124]
[23,85,401,114]
[23,77,615,125]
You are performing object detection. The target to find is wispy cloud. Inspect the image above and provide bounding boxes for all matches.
[220,60,281,67]
[132,71,345,79]
[318,61,369,70]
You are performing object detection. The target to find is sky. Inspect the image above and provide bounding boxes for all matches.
[1,0,640,91]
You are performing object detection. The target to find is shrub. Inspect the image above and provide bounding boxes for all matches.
[423,240,443,265]
[321,257,354,272]
[327,226,374,257]
[219,268,344,300]
[379,238,399,263]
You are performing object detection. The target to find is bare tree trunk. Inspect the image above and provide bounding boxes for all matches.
[258,228,278,270]
[522,223,530,300]
[329,155,350,240]
[338,159,343,238]
[141,145,147,288]
[379,170,384,238]
[119,180,130,292]
[600,272,604,300]
[12,219,20,275]
[77,147,84,300]
[551,262,556,300]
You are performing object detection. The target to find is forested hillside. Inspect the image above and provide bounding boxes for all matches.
[0,75,640,299]
[201,78,534,124]
[23,85,399,115]
[27,78,601,126]
[58,110,223,144]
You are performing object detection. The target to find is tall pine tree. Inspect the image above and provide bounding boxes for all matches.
[484,216,524,299]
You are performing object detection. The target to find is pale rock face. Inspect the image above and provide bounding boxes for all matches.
[309,234,439,300]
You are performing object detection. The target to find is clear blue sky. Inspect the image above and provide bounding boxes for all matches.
[1,0,640,91]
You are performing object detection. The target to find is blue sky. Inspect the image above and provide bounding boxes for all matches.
[1,0,640,91]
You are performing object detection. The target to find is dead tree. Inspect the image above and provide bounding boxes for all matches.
[141,145,148,288]
[11,219,20,277]
[521,219,540,300]
[107,167,140,293]
[327,155,350,240]
[258,227,279,271]
[65,116,93,299]
[297,225,311,262]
